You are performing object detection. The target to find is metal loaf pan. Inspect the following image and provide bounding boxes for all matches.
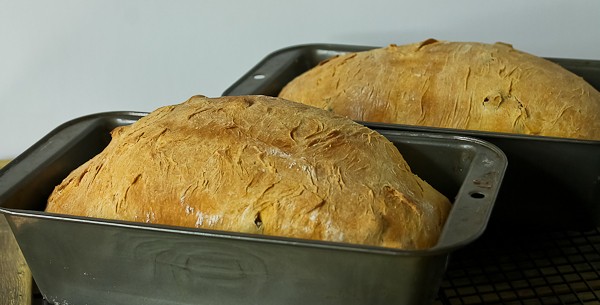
[223,43,600,232]
[0,112,505,305]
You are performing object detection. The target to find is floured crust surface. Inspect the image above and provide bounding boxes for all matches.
[46,95,451,249]
[279,39,600,140]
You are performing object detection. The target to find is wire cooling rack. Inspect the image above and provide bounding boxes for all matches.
[434,227,600,305]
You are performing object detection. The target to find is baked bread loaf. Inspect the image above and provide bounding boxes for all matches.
[279,39,600,140]
[46,95,451,249]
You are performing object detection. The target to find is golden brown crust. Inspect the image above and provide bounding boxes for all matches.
[278,39,600,140]
[46,95,451,249]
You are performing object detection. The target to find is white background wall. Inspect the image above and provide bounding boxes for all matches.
[1,0,599,159]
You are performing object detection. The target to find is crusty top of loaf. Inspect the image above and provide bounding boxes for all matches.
[279,39,600,140]
[46,95,451,249]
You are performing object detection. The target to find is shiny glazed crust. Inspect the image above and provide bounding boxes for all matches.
[279,39,600,140]
[46,95,451,249]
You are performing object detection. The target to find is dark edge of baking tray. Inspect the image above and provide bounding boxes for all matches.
[0,111,506,305]
[221,43,600,233]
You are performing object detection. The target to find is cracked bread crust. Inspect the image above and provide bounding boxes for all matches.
[279,39,600,140]
[46,95,451,249]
